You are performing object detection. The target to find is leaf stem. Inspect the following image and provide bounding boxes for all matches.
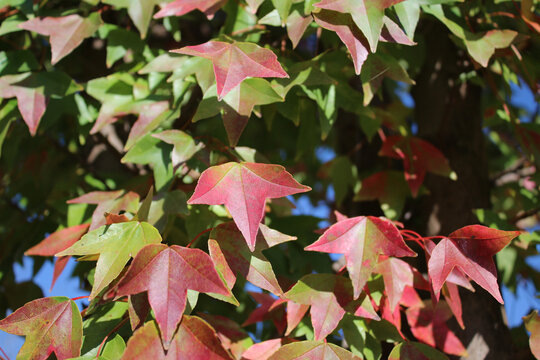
[71,295,89,301]
[186,227,214,248]
[95,316,129,358]
[0,344,10,360]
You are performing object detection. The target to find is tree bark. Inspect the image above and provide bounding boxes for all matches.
[411,21,514,360]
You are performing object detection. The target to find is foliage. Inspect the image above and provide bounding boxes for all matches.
[0,0,539,359]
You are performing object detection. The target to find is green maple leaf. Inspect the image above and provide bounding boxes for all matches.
[57,221,162,299]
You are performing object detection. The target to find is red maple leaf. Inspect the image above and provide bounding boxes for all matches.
[122,317,233,359]
[243,292,287,334]
[405,300,467,356]
[25,224,89,290]
[188,162,310,250]
[114,244,231,348]
[379,135,453,197]
[306,216,416,298]
[428,225,520,304]
[173,41,288,99]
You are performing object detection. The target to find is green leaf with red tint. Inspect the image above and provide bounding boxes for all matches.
[313,10,369,75]
[268,340,361,360]
[0,296,82,360]
[121,317,233,359]
[208,221,295,294]
[306,216,415,298]
[388,341,449,360]
[154,0,227,19]
[19,13,102,64]
[67,190,140,230]
[0,73,46,136]
[114,244,231,348]
[524,310,540,359]
[188,162,310,251]
[314,0,404,52]
[173,41,288,100]
[285,274,379,340]
[57,221,162,299]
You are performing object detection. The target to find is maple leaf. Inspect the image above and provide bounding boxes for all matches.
[376,257,414,312]
[285,274,379,340]
[67,190,140,230]
[242,338,290,360]
[114,243,230,348]
[306,216,416,298]
[524,310,540,360]
[388,341,450,360]
[243,292,287,334]
[188,162,310,251]
[57,221,162,299]
[268,340,361,360]
[25,223,89,290]
[124,101,170,150]
[0,73,47,136]
[314,0,404,52]
[197,313,254,358]
[152,130,204,167]
[173,41,288,100]
[379,135,453,197]
[208,222,295,294]
[405,300,467,356]
[19,13,102,64]
[354,171,410,220]
[0,296,82,360]
[154,0,227,19]
[121,317,233,359]
[428,225,520,303]
[286,10,313,49]
[194,78,284,146]
[313,10,369,75]
[103,0,161,38]
[424,239,473,329]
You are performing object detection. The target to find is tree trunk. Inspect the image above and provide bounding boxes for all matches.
[411,21,514,360]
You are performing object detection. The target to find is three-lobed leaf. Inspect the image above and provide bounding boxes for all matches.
[0,297,83,360]
[306,216,416,298]
[188,162,310,250]
[122,317,233,359]
[114,243,231,348]
[57,221,162,299]
[173,41,288,100]
[19,13,102,65]
[428,225,520,303]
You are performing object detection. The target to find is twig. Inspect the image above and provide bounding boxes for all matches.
[0,345,10,360]
[95,316,129,358]
[512,207,540,223]
[186,227,214,248]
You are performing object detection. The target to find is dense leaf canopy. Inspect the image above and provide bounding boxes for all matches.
[0,0,539,359]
